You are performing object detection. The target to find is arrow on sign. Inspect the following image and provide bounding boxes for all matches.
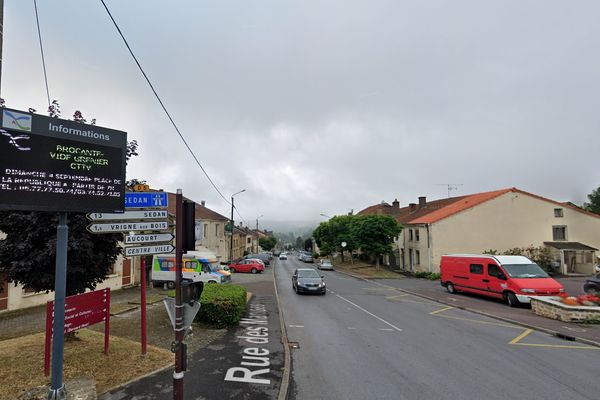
[87,221,169,234]
[124,233,174,244]
[124,244,175,257]
[87,210,169,221]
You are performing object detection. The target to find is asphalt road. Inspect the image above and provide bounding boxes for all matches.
[275,256,600,400]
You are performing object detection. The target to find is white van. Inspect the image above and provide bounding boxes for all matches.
[151,250,229,289]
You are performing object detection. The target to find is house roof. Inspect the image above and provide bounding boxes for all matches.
[165,192,229,221]
[357,187,600,225]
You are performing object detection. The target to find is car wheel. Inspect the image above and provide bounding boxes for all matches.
[446,282,456,294]
[295,285,300,294]
[229,267,235,273]
[251,268,257,274]
[208,280,217,284]
[584,284,599,295]
[506,292,520,307]
[167,281,176,290]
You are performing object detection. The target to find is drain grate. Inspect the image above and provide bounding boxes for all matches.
[288,341,300,349]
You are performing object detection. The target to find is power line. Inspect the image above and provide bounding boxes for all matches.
[33,0,50,106]
[99,0,231,206]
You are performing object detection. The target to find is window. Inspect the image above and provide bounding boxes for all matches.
[247,237,251,244]
[470,264,483,274]
[415,229,420,242]
[215,224,220,237]
[554,208,563,217]
[409,229,413,241]
[415,250,420,265]
[488,264,502,278]
[552,226,566,241]
[203,224,208,238]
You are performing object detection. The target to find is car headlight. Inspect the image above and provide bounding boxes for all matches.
[558,288,565,292]
[521,288,536,293]
[220,275,225,282]
[319,282,326,287]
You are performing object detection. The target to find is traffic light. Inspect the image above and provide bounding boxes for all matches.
[182,200,196,252]
[181,281,204,305]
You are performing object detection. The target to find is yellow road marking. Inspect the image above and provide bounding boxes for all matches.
[385,294,409,300]
[509,329,533,344]
[509,329,599,349]
[429,306,453,315]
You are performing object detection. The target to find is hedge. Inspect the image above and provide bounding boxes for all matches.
[167,284,247,328]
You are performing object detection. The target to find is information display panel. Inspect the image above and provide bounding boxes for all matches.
[0,108,127,212]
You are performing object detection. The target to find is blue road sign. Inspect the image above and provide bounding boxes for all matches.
[125,192,168,209]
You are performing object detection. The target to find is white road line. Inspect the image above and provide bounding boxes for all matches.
[379,328,394,331]
[335,294,403,332]
[347,327,356,330]
[289,325,304,328]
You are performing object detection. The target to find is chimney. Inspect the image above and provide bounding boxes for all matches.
[392,199,400,209]
[418,196,427,208]
[201,200,206,207]
[409,203,417,211]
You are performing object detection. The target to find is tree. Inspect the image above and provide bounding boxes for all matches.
[0,100,139,295]
[259,236,276,251]
[583,186,600,215]
[312,215,357,261]
[295,236,304,250]
[350,215,402,269]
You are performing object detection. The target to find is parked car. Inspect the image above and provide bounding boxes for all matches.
[245,253,271,266]
[303,254,314,263]
[292,268,326,295]
[245,258,266,268]
[229,259,265,274]
[318,259,334,270]
[440,254,564,307]
[298,253,305,261]
[279,253,288,260]
[583,273,600,295]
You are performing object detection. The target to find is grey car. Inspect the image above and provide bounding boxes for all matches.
[292,268,326,295]
[318,259,334,270]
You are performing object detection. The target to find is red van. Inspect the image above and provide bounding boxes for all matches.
[440,254,564,307]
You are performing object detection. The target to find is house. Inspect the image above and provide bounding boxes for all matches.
[358,188,600,275]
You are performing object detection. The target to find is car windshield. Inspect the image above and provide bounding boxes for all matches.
[322,261,331,265]
[502,263,548,278]
[297,270,320,278]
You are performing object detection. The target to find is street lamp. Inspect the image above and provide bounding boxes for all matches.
[255,215,264,252]
[230,189,246,263]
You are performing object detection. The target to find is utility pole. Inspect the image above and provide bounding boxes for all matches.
[0,0,4,96]
[255,214,263,253]
[229,189,245,262]
[173,189,184,400]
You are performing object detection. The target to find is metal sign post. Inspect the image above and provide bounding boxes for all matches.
[174,189,184,400]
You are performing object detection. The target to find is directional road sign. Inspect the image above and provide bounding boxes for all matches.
[124,244,175,257]
[87,221,169,234]
[125,192,168,209]
[87,210,169,221]
[124,233,174,245]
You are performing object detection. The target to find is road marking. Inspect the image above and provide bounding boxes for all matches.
[385,294,409,301]
[509,329,600,350]
[379,328,394,331]
[430,306,519,328]
[335,294,403,332]
[347,327,356,330]
[289,325,304,328]
[429,306,454,315]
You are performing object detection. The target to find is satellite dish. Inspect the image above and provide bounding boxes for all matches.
[341,242,347,248]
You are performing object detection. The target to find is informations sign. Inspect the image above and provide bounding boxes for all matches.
[0,108,127,212]
[125,192,168,209]
[44,288,110,376]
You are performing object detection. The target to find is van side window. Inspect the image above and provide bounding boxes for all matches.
[469,264,483,274]
[185,261,197,270]
[488,264,502,278]
[202,264,210,273]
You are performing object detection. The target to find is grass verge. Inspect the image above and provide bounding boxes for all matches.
[329,260,404,279]
[0,329,172,400]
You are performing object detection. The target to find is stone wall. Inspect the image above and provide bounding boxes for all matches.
[530,296,600,322]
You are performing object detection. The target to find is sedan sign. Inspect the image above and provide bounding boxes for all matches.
[87,210,168,221]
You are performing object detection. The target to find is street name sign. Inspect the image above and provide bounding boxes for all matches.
[87,220,169,233]
[124,244,175,256]
[88,210,168,221]
[0,108,127,212]
[124,233,174,244]
[125,192,168,209]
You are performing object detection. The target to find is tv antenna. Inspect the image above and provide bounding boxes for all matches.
[436,183,464,198]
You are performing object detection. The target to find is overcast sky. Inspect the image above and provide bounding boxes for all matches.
[3,1,599,229]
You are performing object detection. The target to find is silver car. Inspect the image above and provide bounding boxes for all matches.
[318,260,334,270]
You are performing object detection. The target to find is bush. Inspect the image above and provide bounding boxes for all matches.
[413,271,441,280]
[168,284,247,328]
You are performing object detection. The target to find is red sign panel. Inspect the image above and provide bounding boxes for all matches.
[45,288,110,376]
